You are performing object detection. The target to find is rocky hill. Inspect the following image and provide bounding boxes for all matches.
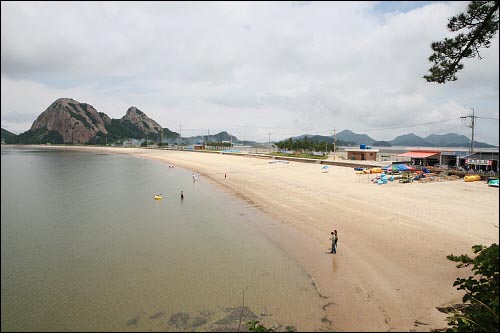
[19,98,109,144]
[15,98,178,144]
[121,107,163,135]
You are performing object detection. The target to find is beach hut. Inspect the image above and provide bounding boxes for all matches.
[345,147,379,161]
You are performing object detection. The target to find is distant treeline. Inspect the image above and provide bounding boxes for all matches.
[275,136,339,153]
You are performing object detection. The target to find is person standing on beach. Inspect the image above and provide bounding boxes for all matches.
[180,191,184,200]
[330,230,338,254]
[225,173,227,180]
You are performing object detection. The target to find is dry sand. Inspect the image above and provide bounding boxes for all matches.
[30,146,500,331]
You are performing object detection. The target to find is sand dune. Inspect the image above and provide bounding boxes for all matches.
[33,146,500,331]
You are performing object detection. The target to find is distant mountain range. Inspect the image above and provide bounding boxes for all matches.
[1,98,497,148]
[286,130,496,148]
[337,130,496,148]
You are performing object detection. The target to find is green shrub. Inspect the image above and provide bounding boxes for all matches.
[446,244,499,331]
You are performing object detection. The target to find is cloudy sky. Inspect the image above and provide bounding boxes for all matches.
[1,1,498,144]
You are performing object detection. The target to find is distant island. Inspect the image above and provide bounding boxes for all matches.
[1,98,497,148]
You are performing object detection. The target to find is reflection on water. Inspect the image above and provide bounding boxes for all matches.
[1,147,327,332]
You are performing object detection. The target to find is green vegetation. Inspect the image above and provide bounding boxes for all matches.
[275,136,336,154]
[425,1,499,83]
[247,320,296,332]
[163,128,180,141]
[1,128,18,144]
[80,103,99,124]
[67,103,92,129]
[205,141,233,149]
[107,119,145,140]
[445,243,499,331]
[16,127,64,144]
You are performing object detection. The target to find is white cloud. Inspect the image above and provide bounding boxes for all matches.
[1,1,498,144]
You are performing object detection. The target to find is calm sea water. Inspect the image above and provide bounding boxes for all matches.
[1,147,327,332]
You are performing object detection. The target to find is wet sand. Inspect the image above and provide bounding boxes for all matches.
[26,146,500,331]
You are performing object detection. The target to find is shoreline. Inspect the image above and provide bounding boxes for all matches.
[7,145,499,331]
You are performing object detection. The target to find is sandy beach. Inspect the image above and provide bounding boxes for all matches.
[25,145,500,331]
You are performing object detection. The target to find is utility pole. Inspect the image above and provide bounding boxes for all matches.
[268,132,271,155]
[460,108,476,155]
[332,127,337,160]
[179,124,182,148]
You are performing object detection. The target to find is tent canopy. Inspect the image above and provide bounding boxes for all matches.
[383,164,415,171]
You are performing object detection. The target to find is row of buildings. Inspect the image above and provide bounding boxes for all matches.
[344,147,499,173]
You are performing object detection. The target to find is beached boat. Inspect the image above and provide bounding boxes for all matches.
[487,179,499,187]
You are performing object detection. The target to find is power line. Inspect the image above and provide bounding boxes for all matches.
[476,116,499,120]
[350,118,461,132]
[167,114,498,143]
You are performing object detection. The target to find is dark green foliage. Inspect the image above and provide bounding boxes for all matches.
[106,119,144,139]
[206,141,232,149]
[247,320,296,332]
[67,103,92,129]
[283,134,353,148]
[105,119,164,142]
[91,131,107,145]
[1,128,18,143]
[80,103,99,124]
[163,128,180,140]
[446,243,499,331]
[275,136,337,153]
[17,127,64,144]
[424,1,499,83]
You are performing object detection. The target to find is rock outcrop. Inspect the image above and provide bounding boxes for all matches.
[18,98,177,144]
[30,98,108,143]
[121,107,163,135]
